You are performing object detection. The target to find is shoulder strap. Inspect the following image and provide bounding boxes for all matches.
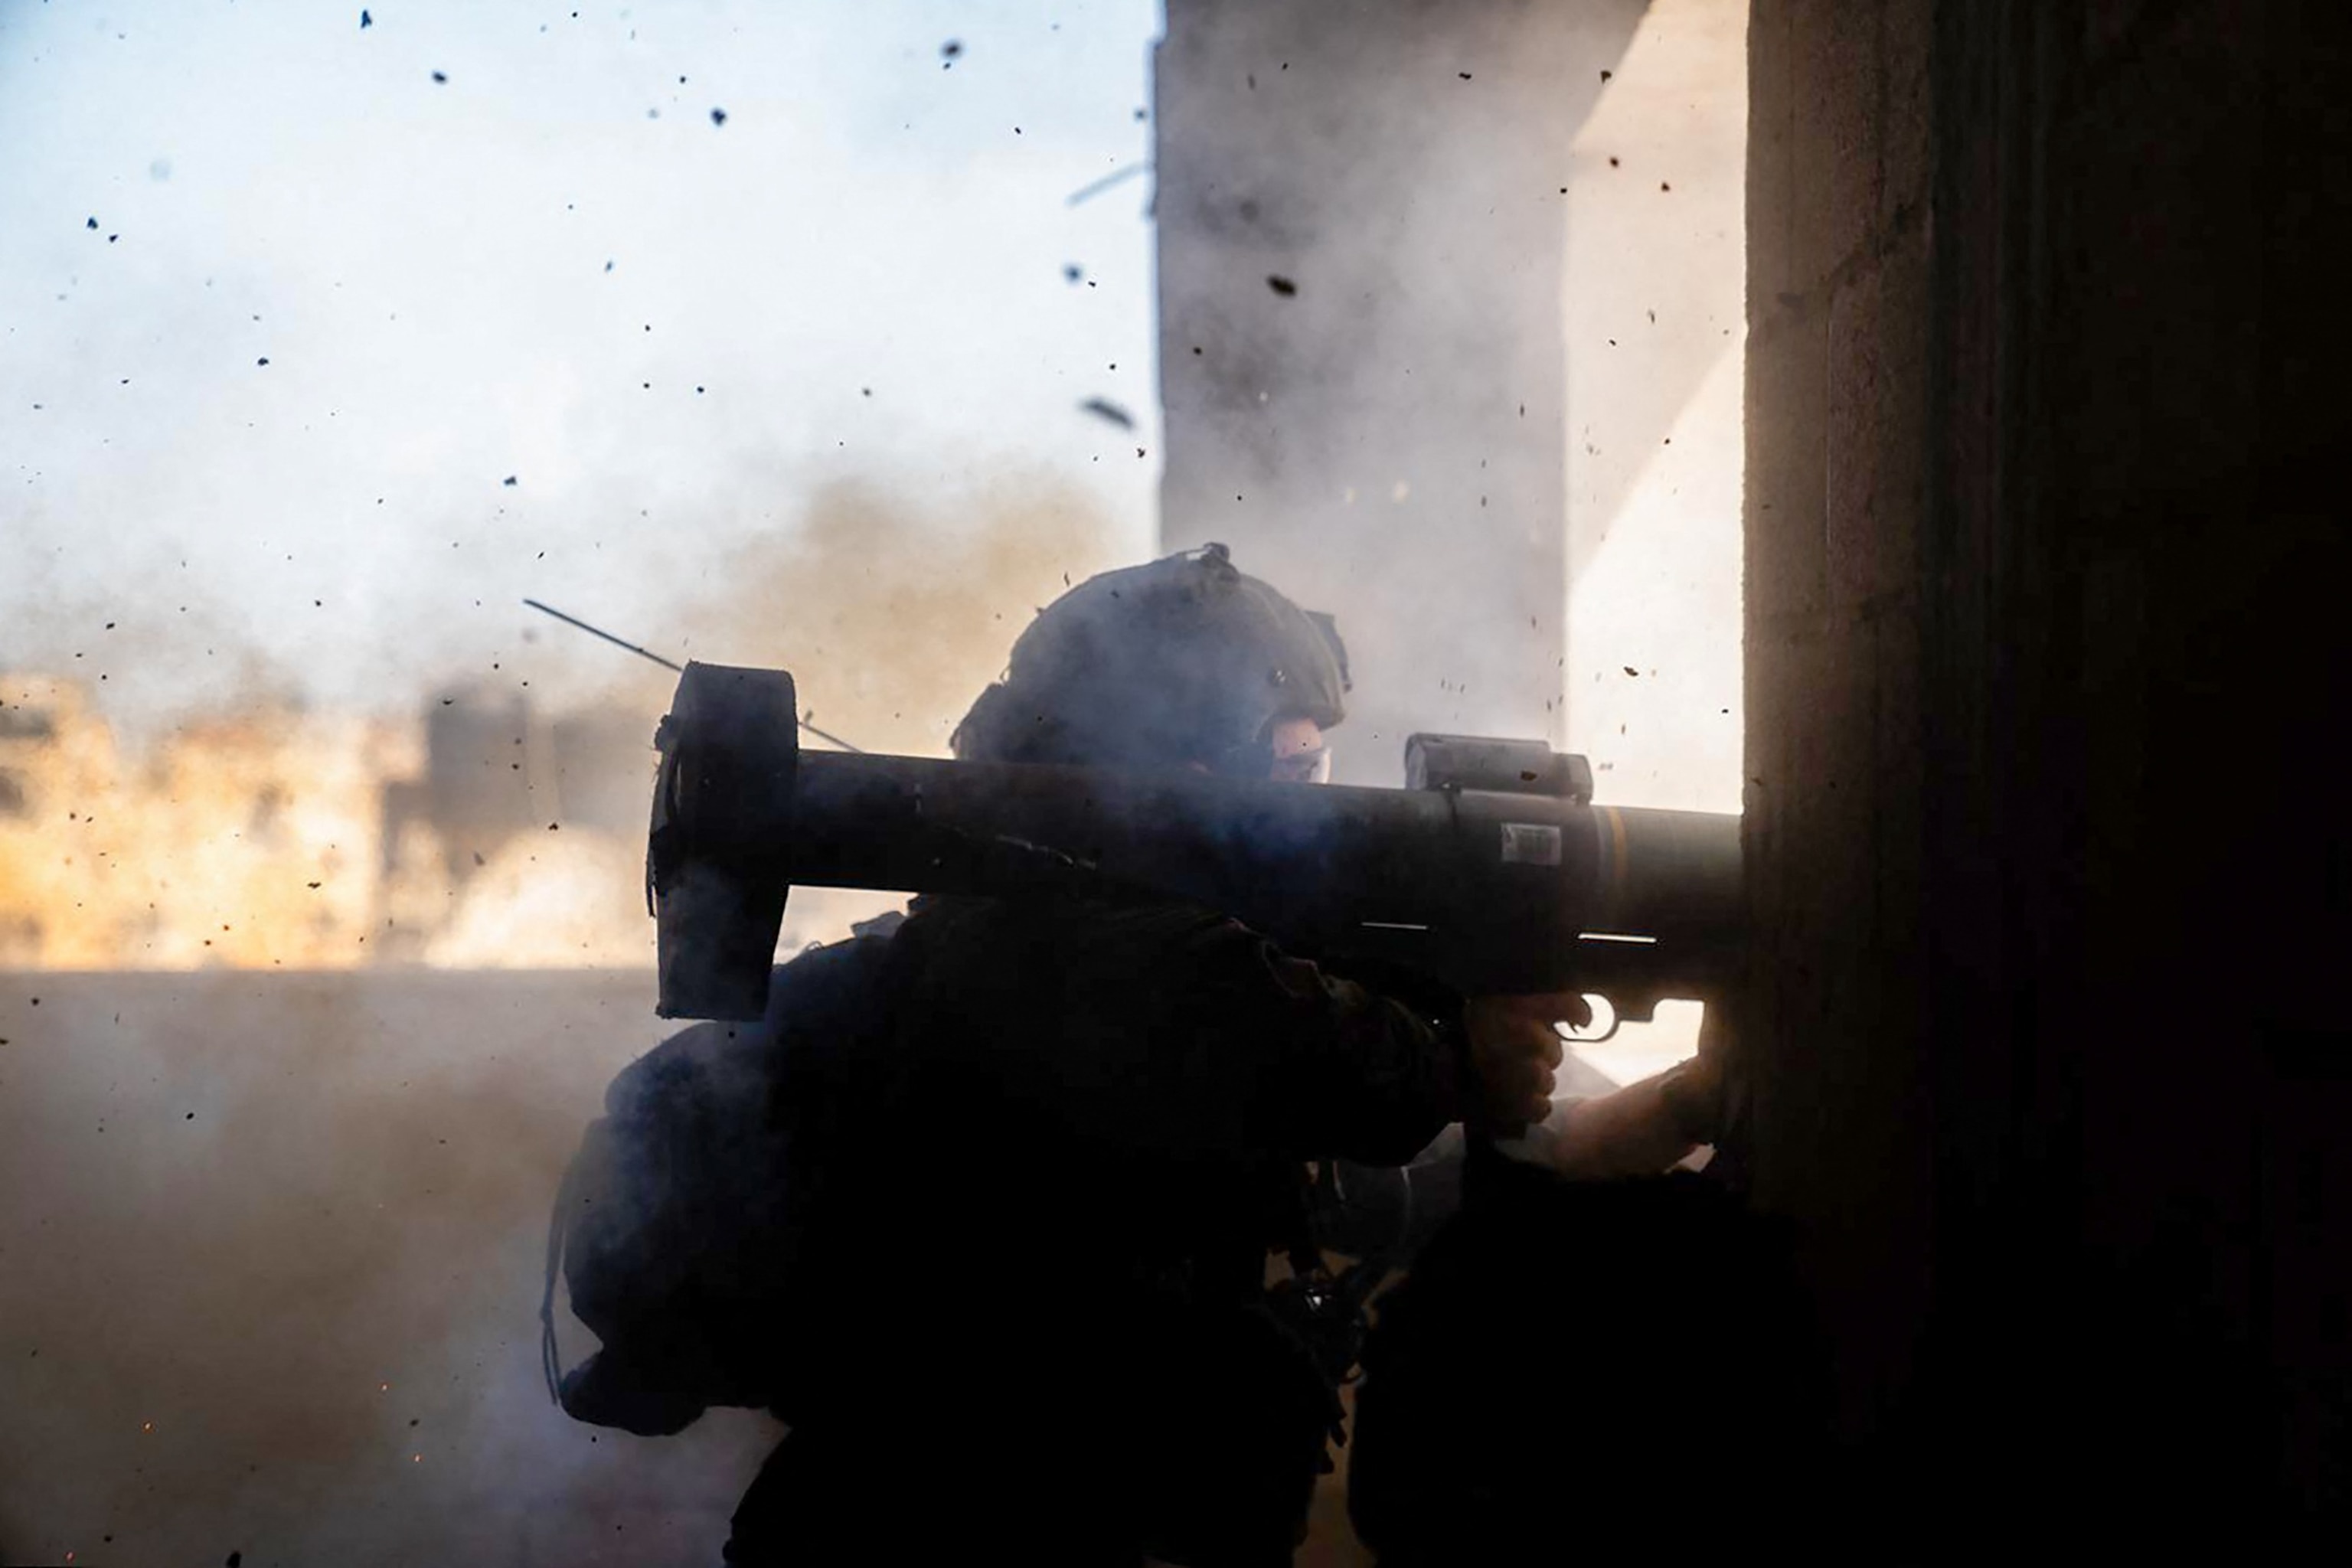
[540,1144,584,1404]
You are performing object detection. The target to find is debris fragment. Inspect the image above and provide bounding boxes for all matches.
[360,9,371,28]
[1079,397,1135,430]
[710,107,727,126]
[1065,163,1148,207]
[431,70,448,83]
[1266,275,1298,297]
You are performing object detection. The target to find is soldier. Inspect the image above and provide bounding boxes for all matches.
[718,544,1716,1566]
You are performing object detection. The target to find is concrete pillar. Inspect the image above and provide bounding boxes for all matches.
[1154,0,1647,781]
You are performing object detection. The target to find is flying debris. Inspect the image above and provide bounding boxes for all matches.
[1266,274,1298,297]
[1064,162,1151,207]
[1079,397,1136,430]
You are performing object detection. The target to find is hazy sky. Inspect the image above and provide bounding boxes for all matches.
[1,0,1162,733]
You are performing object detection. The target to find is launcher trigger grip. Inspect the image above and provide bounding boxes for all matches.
[1554,994,1620,1046]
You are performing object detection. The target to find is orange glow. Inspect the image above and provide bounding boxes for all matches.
[0,677,653,969]
[2,678,413,968]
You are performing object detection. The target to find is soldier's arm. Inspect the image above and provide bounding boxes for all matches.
[1068,906,1576,1168]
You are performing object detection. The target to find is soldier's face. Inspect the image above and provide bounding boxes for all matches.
[1266,716,1331,785]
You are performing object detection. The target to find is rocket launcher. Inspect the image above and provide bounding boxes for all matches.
[646,662,1741,1028]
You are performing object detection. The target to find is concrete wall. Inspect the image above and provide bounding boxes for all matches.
[1742,0,2352,1544]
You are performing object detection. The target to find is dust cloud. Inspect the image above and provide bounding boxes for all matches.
[1,470,1127,1563]
[0,972,776,1566]
[680,471,1123,762]
[2,472,1122,972]
[0,0,1752,1560]
[2,0,1166,1556]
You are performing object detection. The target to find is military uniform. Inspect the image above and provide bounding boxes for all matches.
[714,546,1436,1563]
[725,890,1468,1566]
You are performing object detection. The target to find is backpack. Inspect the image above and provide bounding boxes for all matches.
[540,925,900,1436]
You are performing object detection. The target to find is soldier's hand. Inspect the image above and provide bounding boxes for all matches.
[1462,993,1592,1132]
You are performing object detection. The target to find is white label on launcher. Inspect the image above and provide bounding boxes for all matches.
[1499,823,1563,867]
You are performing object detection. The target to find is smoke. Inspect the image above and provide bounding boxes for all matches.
[678,470,1124,760]
[0,468,1128,1564]
[1154,0,1746,1089]
[1155,0,1650,776]
[0,0,1160,743]
[0,0,1751,1558]
[0,971,781,1565]
[2,0,1161,1557]
[2,467,1125,977]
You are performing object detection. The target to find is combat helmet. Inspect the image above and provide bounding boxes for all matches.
[952,543,1351,775]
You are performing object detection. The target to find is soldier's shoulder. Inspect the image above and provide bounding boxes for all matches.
[890,891,1246,975]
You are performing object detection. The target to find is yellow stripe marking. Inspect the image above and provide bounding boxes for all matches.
[1602,805,1631,920]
